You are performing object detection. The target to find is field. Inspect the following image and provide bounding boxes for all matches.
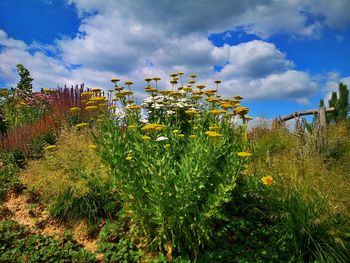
[0,74,349,262]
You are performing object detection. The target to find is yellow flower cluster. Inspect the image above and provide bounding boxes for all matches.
[141,123,166,131]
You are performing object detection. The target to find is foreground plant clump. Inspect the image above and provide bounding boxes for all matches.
[72,73,249,258]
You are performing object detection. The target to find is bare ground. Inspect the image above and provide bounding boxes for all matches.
[0,190,103,258]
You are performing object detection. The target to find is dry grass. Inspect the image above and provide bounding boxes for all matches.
[20,127,109,203]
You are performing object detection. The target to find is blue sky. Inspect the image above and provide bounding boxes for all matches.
[0,0,350,121]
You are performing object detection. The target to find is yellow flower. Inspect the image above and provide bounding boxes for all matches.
[190,74,198,79]
[69,107,81,112]
[111,78,120,82]
[123,91,134,96]
[177,134,185,138]
[165,144,171,149]
[209,109,227,115]
[88,144,97,150]
[153,77,161,81]
[196,84,205,89]
[234,107,249,116]
[206,97,221,103]
[189,135,197,139]
[172,129,179,134]
[214,80,221,84]
[128,125,137,129]
[85,106,98,110]
[125,155,132,161]
[129,105,142,110]
[144,77,152,82]
[124,81,134,85]
[81,92,93,97]
[141,135,151,141]
[44,145,56,151]
[220,103,233,109]
[204,131,222,137]
[141,123,166,131]
[234,95,243,100]
[91,87,102,92]
[90,96,107,102]
[261,176,273,186]
[237,151,252,158]
[75,122,89,129]
[145,87,158,92]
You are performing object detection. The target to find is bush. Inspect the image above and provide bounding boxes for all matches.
[0,152,22,201]
[20,127,117,225]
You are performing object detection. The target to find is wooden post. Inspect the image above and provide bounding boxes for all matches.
[318,106,327,129]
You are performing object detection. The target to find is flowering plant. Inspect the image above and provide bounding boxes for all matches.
[85,73,252,258]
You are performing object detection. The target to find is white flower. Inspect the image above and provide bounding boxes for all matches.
[166,110,175,115]
[155,136,168,142]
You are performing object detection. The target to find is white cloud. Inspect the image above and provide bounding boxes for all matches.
[2,0,350,103]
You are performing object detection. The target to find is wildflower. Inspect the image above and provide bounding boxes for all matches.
[196,84,205,90]
[206,97,221,103]
[153,77,161,81]
[76,123,89,129]
[44,145,56,151]
[204,131,222,137]
[141,123,166,131]
[141,135,151,141]
[221,103,233,109]
[234,95,243,100]
[170,73,178,78]
[125,155,132,161]
[85,106,98,110]
[214,80,221,84]
[261,176,273,186]
[237,152,252,158]
[190,74,198,79]
[124,81,134,85]
[129,105,142,110]
[188,80,196,84]
[165,144,171,148]
[111,78,120,82]
[91,87,102,92]
[172,129,179,134]
[88,144,97,150]
[189,135,197,139]
[81,92,93,97]
[209,109,227,115]
[69,107,81,112]
[115,87,124,91]
[90,96,107,102]
[155,136,168,141]
[123,91,134,96]
[234,107,249,116]
[177,134,185,138]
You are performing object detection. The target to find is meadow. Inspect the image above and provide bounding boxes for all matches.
[0,71,349,262]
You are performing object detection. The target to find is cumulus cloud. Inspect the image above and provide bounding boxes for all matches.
[2,0,350,103]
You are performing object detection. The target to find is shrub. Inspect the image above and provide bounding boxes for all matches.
[20,128,117,225]
[0,151,22,201]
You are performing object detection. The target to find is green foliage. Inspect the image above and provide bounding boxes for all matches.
[0,220,96,262]
[49,176,117,225]
[328,82,349,123]
[0,152,22,201]
[16,64,33,95]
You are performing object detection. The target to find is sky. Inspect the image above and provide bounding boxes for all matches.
[0,0,350,122]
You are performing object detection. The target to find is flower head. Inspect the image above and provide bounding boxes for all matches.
[44,145,56,151]
[237,151,251,158]
[88,144,97,150]
[261,176,273,185]
[69,107,81,112]
[75,122,89,129]
[204,131,222,137]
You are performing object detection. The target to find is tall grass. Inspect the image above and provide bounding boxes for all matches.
[249,122,350,262]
